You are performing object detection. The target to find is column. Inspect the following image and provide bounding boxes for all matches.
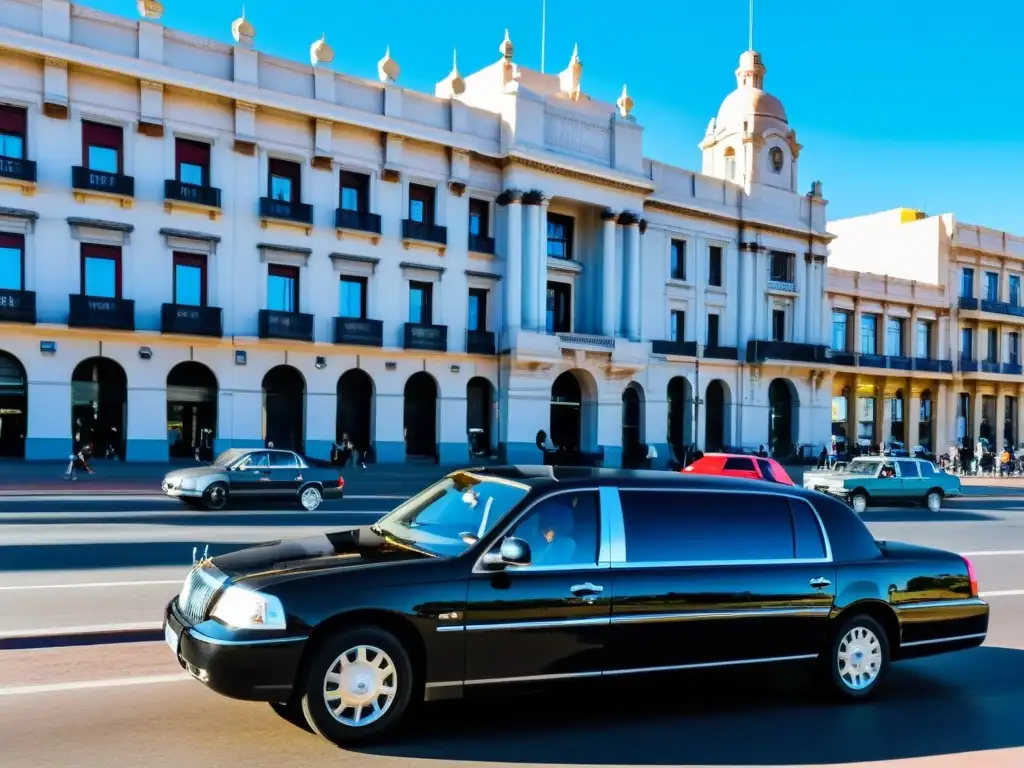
[853,301,863,354]
[623,215,641,340]
[600,210,618,337]
[935,382,948,451]
[502,192,523,332]
[522,199,540,331]
[997,390,1007,450]
[1018,384,1024,447]
[909,308,919,360]
[908,388,921,450]
[1000,260,1008,302]
[881,389,893,445]
[881,303,890,357]
[536,198,551,331]
[972,389,983,446]
[753,248,767,339]
[692,236,705,345]
[999,324,1006,368]
[793,253,807,342]
[810,260,822,344]
[737,249,750,350]
[946,385,959,445]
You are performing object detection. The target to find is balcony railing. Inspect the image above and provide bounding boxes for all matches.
[160,304,223,337]
[0,288,36,324]
[914,358,953,373]
[0,155,37,183]
[258,309,314,342]
[466,330,496,355]
[333,317,383,347]
[164,179,221,209]
[703,345,738,360]
[71,166,134,197]
[958,358,979,373]
[888,355,913,371]
[68,294,134,331]
[958,296,978,310]
[402,220,447,245]
[652,340,697,356]
[335,208,382,235]
[979,299,1024,318]
[767,279,796,293]
[746,340,828,364]
[981,360,1001,374]
[468,234,496,255]
[1003,362,1023,375]
[828,350,857,366]
[259,197,313,225]
[403,322,448,351]
[857,353,886,369]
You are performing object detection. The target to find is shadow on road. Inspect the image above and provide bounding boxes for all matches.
[0,512,382,528]
[859,508,1001,522]
[0,541,255,571]
[349,646,1024,765]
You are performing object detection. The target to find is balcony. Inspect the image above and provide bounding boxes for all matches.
[68,294,134,331]
[888,355,913,371]
[858,353,887,369]
[466,329,496,355]
[71,166,135,207]
[468,233,496,255]
[767,279,796,293]
[333,317,383,347]
[402,220,447,254]
[160,304,223,337]
[403,322,448,352]
[259,197,314,234]
[1003,362,1023,375]
[258,309,314,342]
[652,340,697,357]
[0,288,36,324]
[0,155,37,191]
[979,299,1024,318]
[981,360,1001,374]
[914,358,953,374]
[957,296,978,311]
[958,358,979,373]
[746,340,829,364]
[164,180,222,219]
[334,209,382,244]
[828,350,857,366]
[703,345,738,360]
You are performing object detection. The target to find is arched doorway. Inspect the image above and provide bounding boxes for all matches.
[404,372,438,460]
[890,389,906,445]
[167,362,217,461]
[768,378,798,458]
[71,357,127,460]
[705,380,730,452]
[0,351,27,458]
[667,376,692,461]
[466,377,494,457]
[337,369,374,456]
[262,365,305,453]
[621,383,644,468]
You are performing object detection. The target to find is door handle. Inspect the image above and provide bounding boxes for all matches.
[809,577,831,589]
[571,583,604,595]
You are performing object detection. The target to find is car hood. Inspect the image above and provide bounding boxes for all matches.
[212,528,432,584]
[164,465,225,480]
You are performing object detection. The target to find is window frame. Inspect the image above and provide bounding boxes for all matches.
[546,280,572,333]
[409,280,434,325]
[669,239,686,281]
[338,275,367,320]
[960,267,974,299]
[0,104,28,159]
[468,287,488,332]
[267,263,300,312]
[174,138,211,186]
[771,308,786,342]
[0,232,25,291]
[670,309,686,343]
[706,313,720,347]
[268,158,301,203]
[408,183,436,225]
[468,198,489,237]
[80,243,122,298]
[339,170,370,213]
[172,251,207,307]
[831,310,849,352]
[546,212,574,261]
[708,245,723,287]
[81,120,124,174]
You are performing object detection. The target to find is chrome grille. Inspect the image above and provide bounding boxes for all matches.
[177,564,226,625]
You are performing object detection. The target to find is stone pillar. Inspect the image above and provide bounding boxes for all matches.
[753,249,767,339]
[1018,384,1024,447]
[737,248,750,350]
[794,254,807,343]
[881,303,890,357]
[536,197,551,330]
[908,388,921,450]
[622,213,641,340]
[500,192,523,333]
[881,389,893,445]
[909,308,919,360]
[935,382,948,451]
[971,389,983,447]
[947,384,960,445]
[522,198,540,331]
[600,209,618,336]
[1000,260,1008,302]
[997,390,1007,450]
[853,301,863,354]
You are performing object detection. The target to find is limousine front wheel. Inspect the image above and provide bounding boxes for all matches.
[925,490,943,512]
[300,626,414,745]
[824,614,890,700]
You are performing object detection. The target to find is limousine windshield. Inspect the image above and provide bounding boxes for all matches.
[375,472,531,557]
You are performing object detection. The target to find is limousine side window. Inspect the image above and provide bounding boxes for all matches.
[269,452,297,469]
[240,452,270,469]
[618,491,798,563]
[723,457,755,471]
[506,491,600,567]
[790,499,827,559]
[757,459,778,482]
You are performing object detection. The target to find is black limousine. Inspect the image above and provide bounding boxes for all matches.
[163,467,989,745]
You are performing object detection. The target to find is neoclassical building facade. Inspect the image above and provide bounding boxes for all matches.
[0,0,833,463]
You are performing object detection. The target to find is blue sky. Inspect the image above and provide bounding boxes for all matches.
[90,0,1021,233]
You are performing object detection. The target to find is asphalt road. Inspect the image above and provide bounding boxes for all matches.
[2,491,1024,766]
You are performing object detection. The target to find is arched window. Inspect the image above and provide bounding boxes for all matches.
[769,146,784,173]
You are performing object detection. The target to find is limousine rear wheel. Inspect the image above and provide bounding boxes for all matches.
[824,614,890,700]
[299,485,323,511]
[300,626,414,745]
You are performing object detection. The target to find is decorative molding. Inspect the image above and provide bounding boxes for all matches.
[617,211,639,226]
[0,207,38,221]
[647,199,834,245]
[521,189,545,206]
[42,101,69,120]
[495,189,522,206]
[44,58,67,70]
[257,242,311,268]
[503,156,654,194]
[739,241,765,253]
[381,168,401,183]
[233,139,256,156]
[235,101,258,113]
[465,269,501,281]
[543,106,611,164]
[137,120,164,138]
[67,217,134,233]
[447,180,466,197]
[140,80,164,92]
[311,155,333,171]
[638,218,648,235]
[599,209,618,221]
[158,227,220,243]
[330,252,380,277]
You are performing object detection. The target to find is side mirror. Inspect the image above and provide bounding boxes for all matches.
[482,537,532,569]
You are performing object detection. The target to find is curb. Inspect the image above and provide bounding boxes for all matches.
[0,625,164,651]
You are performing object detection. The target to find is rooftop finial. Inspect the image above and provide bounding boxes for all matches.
[499,28,514,60]
[558,43,582,101]
[137,0,164,19]
[616,84,634,120]
[378,46,400,84]
[437,48,465,98]
[232,7,255,47]
[748,0,754,52]
[310,33,334,67]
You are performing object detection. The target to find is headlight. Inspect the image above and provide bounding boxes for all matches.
[209,586,286,630]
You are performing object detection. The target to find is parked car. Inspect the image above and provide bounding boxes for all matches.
[161,448,345,511]
[803,456,961,512]
[682,452,795,485]
[163,467,987,745]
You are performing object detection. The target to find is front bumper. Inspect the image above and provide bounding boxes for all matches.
[321,485,344,500]
[163,599,307,703]
[162,482,202,498]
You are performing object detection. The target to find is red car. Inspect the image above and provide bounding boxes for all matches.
[681,453,795,485]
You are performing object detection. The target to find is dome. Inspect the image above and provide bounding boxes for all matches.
[714,50,787,129]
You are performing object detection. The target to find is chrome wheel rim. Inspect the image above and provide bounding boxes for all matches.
[207,486,226,509]
[837,626,882,691]
[927,492,941,512]
[323,645,398,727]
[852,495,867,513]
[301,487,321,510]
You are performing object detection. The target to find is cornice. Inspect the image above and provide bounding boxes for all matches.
[645,198,834,245]
[503,154,655,195]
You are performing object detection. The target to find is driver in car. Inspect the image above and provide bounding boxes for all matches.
[529,501,578,565]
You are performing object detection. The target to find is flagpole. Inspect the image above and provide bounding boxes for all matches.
[748,0,753,50]
[541,0,547,72]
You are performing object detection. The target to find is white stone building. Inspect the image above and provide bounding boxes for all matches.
[0,0,833,464]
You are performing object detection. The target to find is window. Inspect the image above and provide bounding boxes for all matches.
[0,233,24,291]
[896,460,919,478]
[831,311,849,351]
[546,281,572,333]
[987,328,998,363]
[408,183,435,225]
[985,271,999,302]
[960,267,974,299]
[82,121,123,174]
[857,396,875,443]
[670,309,685,343]
[409,281,433,324]
[618,491,801,563]
[1010,332,1020,365]
[860,314,877,355]
[338,276,366,319]
[339,170,369,212]
[468,288,487,331]
[80,244,121,298]
[546,213,574,260]
[268,158,300,203]
[771,309,786,342]
[706,313,720,347]
[757,459,778,483]
[885,317,904,357]
[723,457,755,471]
[915,320,932,358]
[1011,275,1021,307]
[769,146,784,173]
[172,252,206,306]
[241,451,270,469]
[769,251,792,282]
[175,138,210,186]
[920,461,936,477]
[790,501,827,559]
[670,239,686,280]
[506,491,600,567]
[723,149,736,179]
[960,328,974,360]
[468,198,489,237]
[708,246,723,287]
[268,451,298,469]
[267,264,299,312]
[0,104,27,160]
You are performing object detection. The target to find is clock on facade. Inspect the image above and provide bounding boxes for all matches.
[769,147,784,173]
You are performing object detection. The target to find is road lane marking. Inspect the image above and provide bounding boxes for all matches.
[980,590,1024,597]
[0,508,388,520]
[0,674,191,697]
[0,580,180,592]
[961,550,1024,557]
[0,622,162,639]
[0,493,406,502]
